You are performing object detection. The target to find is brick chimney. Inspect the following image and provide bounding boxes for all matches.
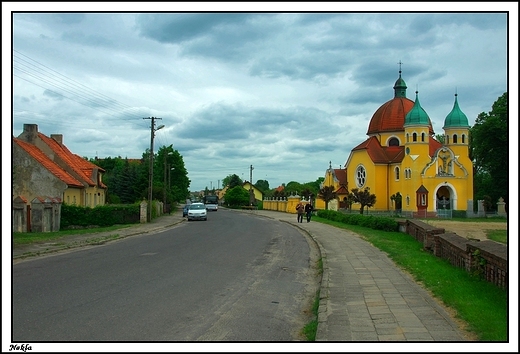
[22,124,39,144]
[51,134,63,146]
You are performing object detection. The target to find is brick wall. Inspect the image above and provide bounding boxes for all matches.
[403,220,507,289]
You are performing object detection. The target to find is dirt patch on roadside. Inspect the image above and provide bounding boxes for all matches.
[421,220,507,241]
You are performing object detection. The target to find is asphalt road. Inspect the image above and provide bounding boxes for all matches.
[12,209,320,342]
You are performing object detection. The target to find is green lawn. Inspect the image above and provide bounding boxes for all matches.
[312,216,508,341]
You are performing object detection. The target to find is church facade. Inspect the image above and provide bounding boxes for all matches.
[323,68,473,215]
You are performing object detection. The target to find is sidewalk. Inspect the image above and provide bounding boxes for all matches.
[12,207,472,342]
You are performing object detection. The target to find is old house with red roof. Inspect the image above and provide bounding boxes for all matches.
[13,123,107,208]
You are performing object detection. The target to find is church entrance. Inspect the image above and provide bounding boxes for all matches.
[436,186,452,218]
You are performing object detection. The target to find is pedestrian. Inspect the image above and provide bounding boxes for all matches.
[296,202,304,223]
[305,202,313,222]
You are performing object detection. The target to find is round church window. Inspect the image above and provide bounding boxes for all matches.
[356,165,366,188]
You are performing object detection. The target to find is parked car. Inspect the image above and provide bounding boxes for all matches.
[187,203,207,221]
[183,205,189,217]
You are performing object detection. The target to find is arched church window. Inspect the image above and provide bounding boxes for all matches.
[388,137,399,146]
[395,167,400,180]
[462,134,466,144]
[453,134,458,144]
[413,133,417,142]
[421,132,425,142]
[355,165,366,188]
[445,135,449,144]
[406,133,409,143]
[406,195,410,206]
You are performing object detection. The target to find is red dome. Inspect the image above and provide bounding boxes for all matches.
[367,97,414,135]
[367,97,434,135]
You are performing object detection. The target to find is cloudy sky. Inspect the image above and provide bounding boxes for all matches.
[5,3,516,193]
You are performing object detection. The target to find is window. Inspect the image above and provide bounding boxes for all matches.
[421,132,425,142]
[356,165,366,188]
[462,134,466,144]
[395,167,400,180]
[388,137,399,146]
[445,135,450,144]
[406,195,410,206]
[406,133,409,143]
[413,133,417,142]
[453,134,458,144]
[421,194,426,206]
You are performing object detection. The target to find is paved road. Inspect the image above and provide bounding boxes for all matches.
[12,206,485,347]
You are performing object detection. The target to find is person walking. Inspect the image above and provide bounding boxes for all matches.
[305,201,313,222]
[296,202,304,223]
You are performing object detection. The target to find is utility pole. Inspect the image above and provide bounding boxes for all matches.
[144,116,163,222]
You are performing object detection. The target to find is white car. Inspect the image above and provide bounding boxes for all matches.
[187,203,207,221]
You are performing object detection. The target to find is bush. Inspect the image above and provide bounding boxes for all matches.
[61,204,140,229]
[317,209,398,232]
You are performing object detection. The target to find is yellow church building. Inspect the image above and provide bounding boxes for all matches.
[321,67,473,216]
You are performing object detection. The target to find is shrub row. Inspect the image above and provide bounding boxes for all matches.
[60,204,140,229]
[316,209,399,232]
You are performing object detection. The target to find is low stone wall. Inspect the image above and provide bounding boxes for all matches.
[402,220,507,289]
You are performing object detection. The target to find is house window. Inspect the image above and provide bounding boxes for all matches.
[73,196,76,205]
[395,167,400,180]
[453,134,458,144]
[355,165,366,188]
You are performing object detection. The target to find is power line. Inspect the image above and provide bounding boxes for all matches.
[13,50,151,130]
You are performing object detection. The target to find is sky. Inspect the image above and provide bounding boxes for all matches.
[5,4,516,193]
[3,3,518,352]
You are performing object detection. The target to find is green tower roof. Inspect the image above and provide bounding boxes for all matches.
[443,94,469,128]
[393,70,407,98]
[404,91,430,125]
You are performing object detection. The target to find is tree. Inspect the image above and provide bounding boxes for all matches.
[224,186,249,207]
[222,174,243,189]
[254,179,269,193]
[470,92,508,209]
[390,192,402,212]
[318,186,336,210]
[350,187,377,214]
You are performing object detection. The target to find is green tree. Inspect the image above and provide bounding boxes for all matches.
[434,134,445,144]
[350,187,377,214]
[470,92,508,209]
[224,186,249,207]
[285,181,304,196]
[222,174,243,189]
[318,186,336,210]
[254,179,269,193]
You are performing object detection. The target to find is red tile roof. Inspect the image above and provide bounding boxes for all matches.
[13,138,84,188]
[352,136,405,164]
[38,133,106,188]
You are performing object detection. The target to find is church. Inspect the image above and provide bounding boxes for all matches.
[318,66,473,216]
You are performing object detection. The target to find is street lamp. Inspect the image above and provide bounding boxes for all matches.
[147,118,164,222]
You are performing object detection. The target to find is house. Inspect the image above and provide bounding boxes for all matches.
[13,123,107,207]
[242,181,264,205]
